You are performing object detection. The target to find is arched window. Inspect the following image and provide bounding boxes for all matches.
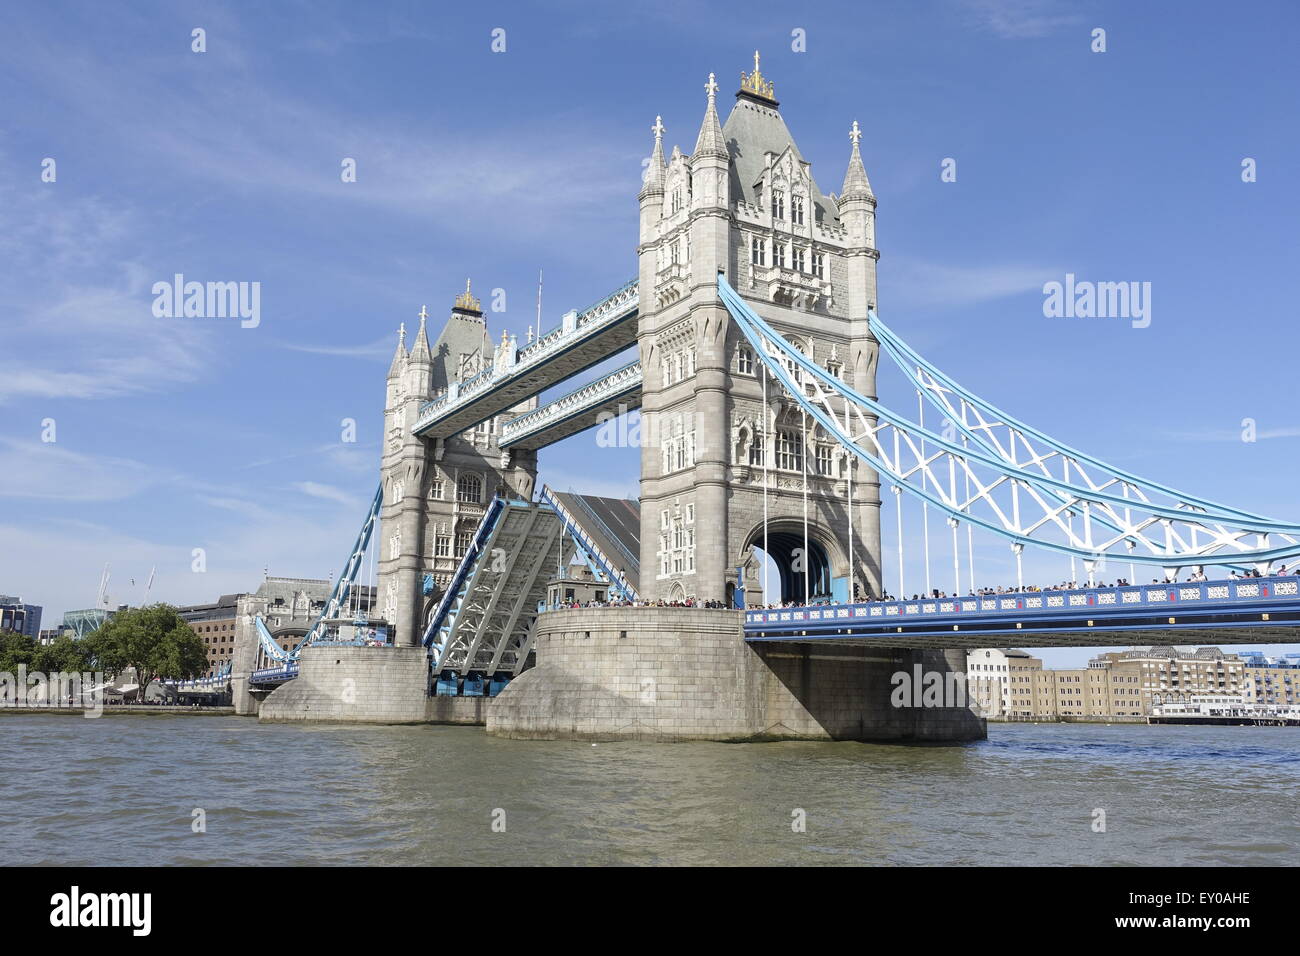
[456,473,482,503]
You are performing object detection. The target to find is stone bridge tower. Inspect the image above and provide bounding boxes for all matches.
[636,55,883,607]
[378,283,539,647]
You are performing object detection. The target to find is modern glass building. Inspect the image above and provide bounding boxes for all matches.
[0,596,42,639]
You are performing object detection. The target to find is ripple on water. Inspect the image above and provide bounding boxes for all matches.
[1,717,1298,865]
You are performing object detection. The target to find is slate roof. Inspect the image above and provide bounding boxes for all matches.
[721,95,840,227]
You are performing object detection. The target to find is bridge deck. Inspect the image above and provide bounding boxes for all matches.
[544,487,640,596]
[744,576,1300,649]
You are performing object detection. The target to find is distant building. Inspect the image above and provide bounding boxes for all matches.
[1008,651,1046,717]
[61,607,114,639]
[0,596,42,639]
[974,646,1247,720]
[1098,647,1245,713]
[1241,656,1300,708]
[181,577,344,678]
[38,629,62,646]
[177,593,242,676]
[967,648,1039,717]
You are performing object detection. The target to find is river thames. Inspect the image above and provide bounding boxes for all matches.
[2,716,1295,866]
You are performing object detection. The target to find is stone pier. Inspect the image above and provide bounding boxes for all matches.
[258,645,429,723]
[487,607,985,742]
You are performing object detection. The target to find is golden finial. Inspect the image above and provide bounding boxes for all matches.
[453,277,482,313]
[739,50,776,103]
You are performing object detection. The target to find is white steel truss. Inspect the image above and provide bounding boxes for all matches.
[718,276,1300,573]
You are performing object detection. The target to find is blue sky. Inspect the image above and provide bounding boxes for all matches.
[1,0,1296,666]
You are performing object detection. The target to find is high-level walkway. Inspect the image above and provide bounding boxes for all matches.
[412,280,638,440]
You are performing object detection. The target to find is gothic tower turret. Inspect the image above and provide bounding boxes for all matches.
[380,310,432,646]
[636,54,883,606]
[377,283,540,648]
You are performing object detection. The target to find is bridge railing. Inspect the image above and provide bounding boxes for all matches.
[421,496,510,651]
[539,486,639,601]
[249,662,300,684]
[744,575,1300,628]
[565,488,640,576]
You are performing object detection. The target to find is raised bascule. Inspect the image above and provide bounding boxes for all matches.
[221,55,1300,740]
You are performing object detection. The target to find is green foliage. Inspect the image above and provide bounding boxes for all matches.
[0,630,93,674]
[33,634,93,674]
[0,628,38,671]
[82,604,207,688]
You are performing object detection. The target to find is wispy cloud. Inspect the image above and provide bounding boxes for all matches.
[293,481,361,506]
[887,258,1054,310]
[0,181,214,404]
[282,334,396,359]
[1164,426,1300,443]
[955,0,1083,38]
[0,437,165,501]
[1,13,634,236]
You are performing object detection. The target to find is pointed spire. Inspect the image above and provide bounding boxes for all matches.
[409,304,432,365]
[841,120,874,201]
[692,72,728,161]
[640,115,667,198]
[387,322,408,379]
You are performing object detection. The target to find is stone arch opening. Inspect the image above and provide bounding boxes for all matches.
[741,519,847,606]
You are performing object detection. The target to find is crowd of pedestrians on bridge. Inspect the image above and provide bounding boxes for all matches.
[551,597,731,610]
[548,565,1296,613]
[760,564,1297,611]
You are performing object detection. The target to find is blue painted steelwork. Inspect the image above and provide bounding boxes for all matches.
[461,673,486,697]
[254,615,292,663]
[421,496,509,653]
[871,313,1280,527]
[165,656,233,692]
[539,485,638,601]
[571,535,606,581]
[744,575,1300,643]
[433,671,459,696]
[249,662,299,685]
[488,674,510,697]
[870,314,1282,573]
[288,482,383,658]
[717,275,1300,567]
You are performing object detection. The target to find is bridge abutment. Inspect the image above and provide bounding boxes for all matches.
[486,607,985,742]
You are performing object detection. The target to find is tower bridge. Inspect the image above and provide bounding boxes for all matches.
[232,55,1300,741]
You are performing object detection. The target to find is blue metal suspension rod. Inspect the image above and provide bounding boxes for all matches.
[422,496,508,652]
[717,275,1300,567]
[870,312,1287,527]
[289,482,384,658]
[871,328,1262,571]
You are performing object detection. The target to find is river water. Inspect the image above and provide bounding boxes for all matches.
[1,716,1295,866]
